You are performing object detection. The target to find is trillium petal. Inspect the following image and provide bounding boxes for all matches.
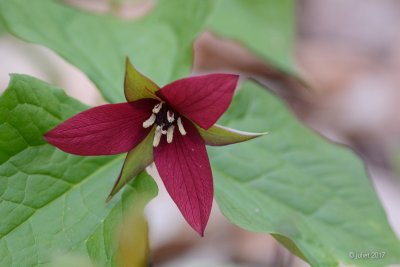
[124,58,160,102]
[196,124,268,146]
[157,74,239,129]
[44,99,158,155]
[107,127,155,201]
[154,119,213,236]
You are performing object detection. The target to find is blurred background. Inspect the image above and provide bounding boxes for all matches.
[1,0,399,266]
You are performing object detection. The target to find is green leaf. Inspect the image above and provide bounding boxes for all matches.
[0,75,158,267]
[0,0,216,103]
[0,19,4,35]
[116,172,152,267]
[87,172,155,267]
[207,0,297,75]
[211,81,400,266]
[47,253,96,267]
[196,124,267,146]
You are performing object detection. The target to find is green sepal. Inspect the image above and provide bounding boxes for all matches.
[107,127,155,201]
[196,124,267,146]
[124,58,160,102]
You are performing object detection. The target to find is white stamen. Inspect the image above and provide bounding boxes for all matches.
[166,125,175,143]
[142,113,156,128]
[152,102,163,114]
[167,111,175,123]
[177,117,186,136]
[153,126,162,147]
[160,125,167,135]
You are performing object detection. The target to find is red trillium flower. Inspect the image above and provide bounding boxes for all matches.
[45,59,266,235]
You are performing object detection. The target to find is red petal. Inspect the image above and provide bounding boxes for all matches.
[154,119,213,235]
[44,99,157,155]
[157,74,239,129]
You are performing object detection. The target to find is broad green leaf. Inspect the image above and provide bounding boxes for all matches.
[47,253,96,267]
[0,20,4,35]
[211,82,400,266]
[0,75,158,267]
[87,172,155,267]
[116,173,152,267]
[207,0,297,75]
[0,0,216,103]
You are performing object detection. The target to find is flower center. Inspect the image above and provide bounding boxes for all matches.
[142,102,186,147]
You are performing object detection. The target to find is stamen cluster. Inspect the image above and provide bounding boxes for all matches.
[143,102,186,147]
